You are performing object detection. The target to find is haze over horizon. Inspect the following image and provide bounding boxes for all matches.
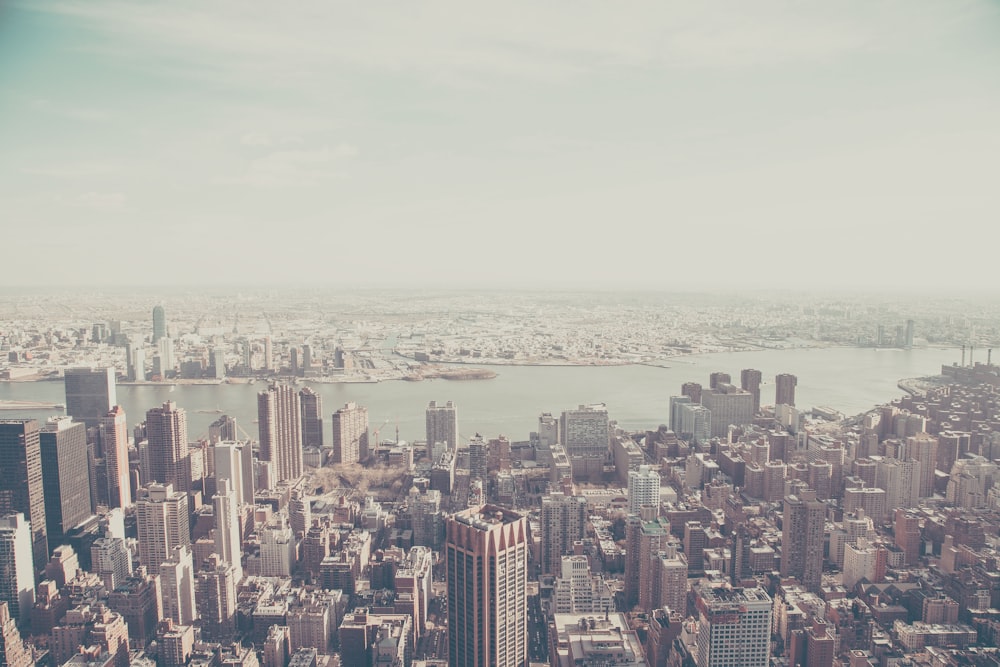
[2,1,999,290]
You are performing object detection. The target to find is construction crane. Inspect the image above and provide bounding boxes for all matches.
[371,417,391,445]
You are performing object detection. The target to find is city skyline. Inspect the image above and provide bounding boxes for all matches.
[2,2,1000,290]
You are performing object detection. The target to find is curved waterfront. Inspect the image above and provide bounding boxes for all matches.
[0,346,960,443]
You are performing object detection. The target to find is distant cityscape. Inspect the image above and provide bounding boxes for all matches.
[0,291,999,667]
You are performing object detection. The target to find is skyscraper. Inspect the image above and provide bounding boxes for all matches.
[0,600,32,666]
[560,404,610,458]
[775,373,797,407]
[135,483,190,569]
[39,417,91,548]
[160,545,197,625]
[708,372,731,389]
[331,402,369,465]
[781,489,825,593]
[693,583,772,667]
[446,505,528,667]
[152,305,167,343]
[0,420,49,570]
[299,387,324,449]
[146,401,191,493]
[905,433,938,498]
[540,493,587,576]
[681,382,702,404]
[740,368,762,414]
[212,441,254,508]
[700,385,754,438]
[0,514,35,626]
[258,384,302,484]
[213,478,243,582]
[426,401,459,453]
[64,367,117,429]
[100,406,132,509]
[627,465,660,515]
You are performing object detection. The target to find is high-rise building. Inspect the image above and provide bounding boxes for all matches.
[64,367,117,429]
[551,555,615,615]
[160,545,197,625]
[905,434,938,498]
[100,406,132,509]
[299,387,324,449]
[212,440,254,507]
[781,490,825,593]
[0,420,49,570]
[152,305,167,343]
[628,465,660,515]
[446,505,528,667]
[560,404,610,459]
[91,537,133,590]
[213,478,243,582]
[681,382,703,404]
[0,600,32,667]
[875,458,920,517]
[658,546,689,616]
[676,403,712,445]
[0,514,35,626]
[263,336,274,372]
[145,402,191,493]
[39,417,92,548]
[468,436,487,480]
[693,583,772,667]
[625,515,667,611]
[740,369,762,414]
[894,509,921,566]
[708,372,731,389]
[196,554,238,644]
[256,513,295,577]
[700,385,754,438]
[208,415,238,445]
[135,483,190,569]
[331,402,369,465]
[775,373,797,407]
[426,401,459,453]
[537,413,559,448]
[258,384,303,483]
[540,493,587,576]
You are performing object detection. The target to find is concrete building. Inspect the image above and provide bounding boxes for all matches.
[64,367,117,429]
[700,385,754,438]
[551,555,614,616]
[258,384,303,484]
[39,417,91,549]
[775,373,797,407]
[550,613,648,667]
[560,404,610,459]
[332,402,369,465]
[628,465,660,515]
[843,538,878,589]
[781,490,825,593]
[159,546,197,625]
[693,583,772,667]
[135,483,190,569]
[0,601,32,667]
[213,440,254,508]
[540,493,587,576]
[145,402,191,493]
[446,505,528,667]
[100,407,132,509]
[875,457,920,517]
[426,401,459,454]
[299,387,324,449]
[0,514,36,626]
[0,419,49,570]
[740,369,762,414]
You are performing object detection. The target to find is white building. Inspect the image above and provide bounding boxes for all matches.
[135,483,190,569]
[0,514,35,625]
[257,514,296,577]
[551,555,615,616]
[693,584,772,667]
[843,537,878,589]
[160,545,197,625]
[628,465,660,515]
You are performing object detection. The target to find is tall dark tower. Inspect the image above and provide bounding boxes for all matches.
[63,367,116,430]
[775,373,798,407]
[709,372,731,390]
[740,368,762,414]
[152,305,166,343]
[39,418,92,549]
[145,402,191,493]
[0,420,49,570]
[299,387,324,448]
[781,489,825,593]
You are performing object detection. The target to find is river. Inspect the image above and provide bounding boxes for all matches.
[0,347,960,443]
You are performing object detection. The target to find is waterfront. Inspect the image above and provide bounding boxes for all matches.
[0,346,960,443]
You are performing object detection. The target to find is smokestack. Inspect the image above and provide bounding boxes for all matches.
[962,345,966,367]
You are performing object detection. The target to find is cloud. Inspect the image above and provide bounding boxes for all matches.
[75,191,126,210]
[22,162,118,177]
[30,97,112,121]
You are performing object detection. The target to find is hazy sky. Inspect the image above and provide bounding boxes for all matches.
[2,1,999,290]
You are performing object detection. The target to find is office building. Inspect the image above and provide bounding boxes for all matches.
[781,490,825,593]
[659,547,688,616]
[560,404,610,458]
[152,305,167,343]
[213,440,254,507]
[468,435,487,480]
[550,612,646,667]
[100,407,132,509]
[91,537,133,590]
[676,403,711,445]
[894,509,921,566]
[626,515,668,611]
[628,465,660,515]
[700,385,754,438]
[426,401,459,453]
[740,368,762,414]
[0,514,35,626]
[160,545,197,625]
[208,415,238,445]
[540,493,587,576]
[64,367,117,429]
[299,387,324,449]
[905,434,938,498]
[146,402,191,493]
[551,555,614,615]
[331,402,369,465]
[395,546,433,644]
[446,505,528,667]
[213,478,243,582]
[39,417,92,548]
[408,487,444,549]
[135,483,190,569]
[693,583,772,667]
[775,374,797,407]
[843,538,878,589]
[196,554,238,644]
[708,372,731,389]
[258,384,303,484]
[257,514,296,577]
[0,420,49,570]
[537,413,559,448]
[669,396,692,434]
